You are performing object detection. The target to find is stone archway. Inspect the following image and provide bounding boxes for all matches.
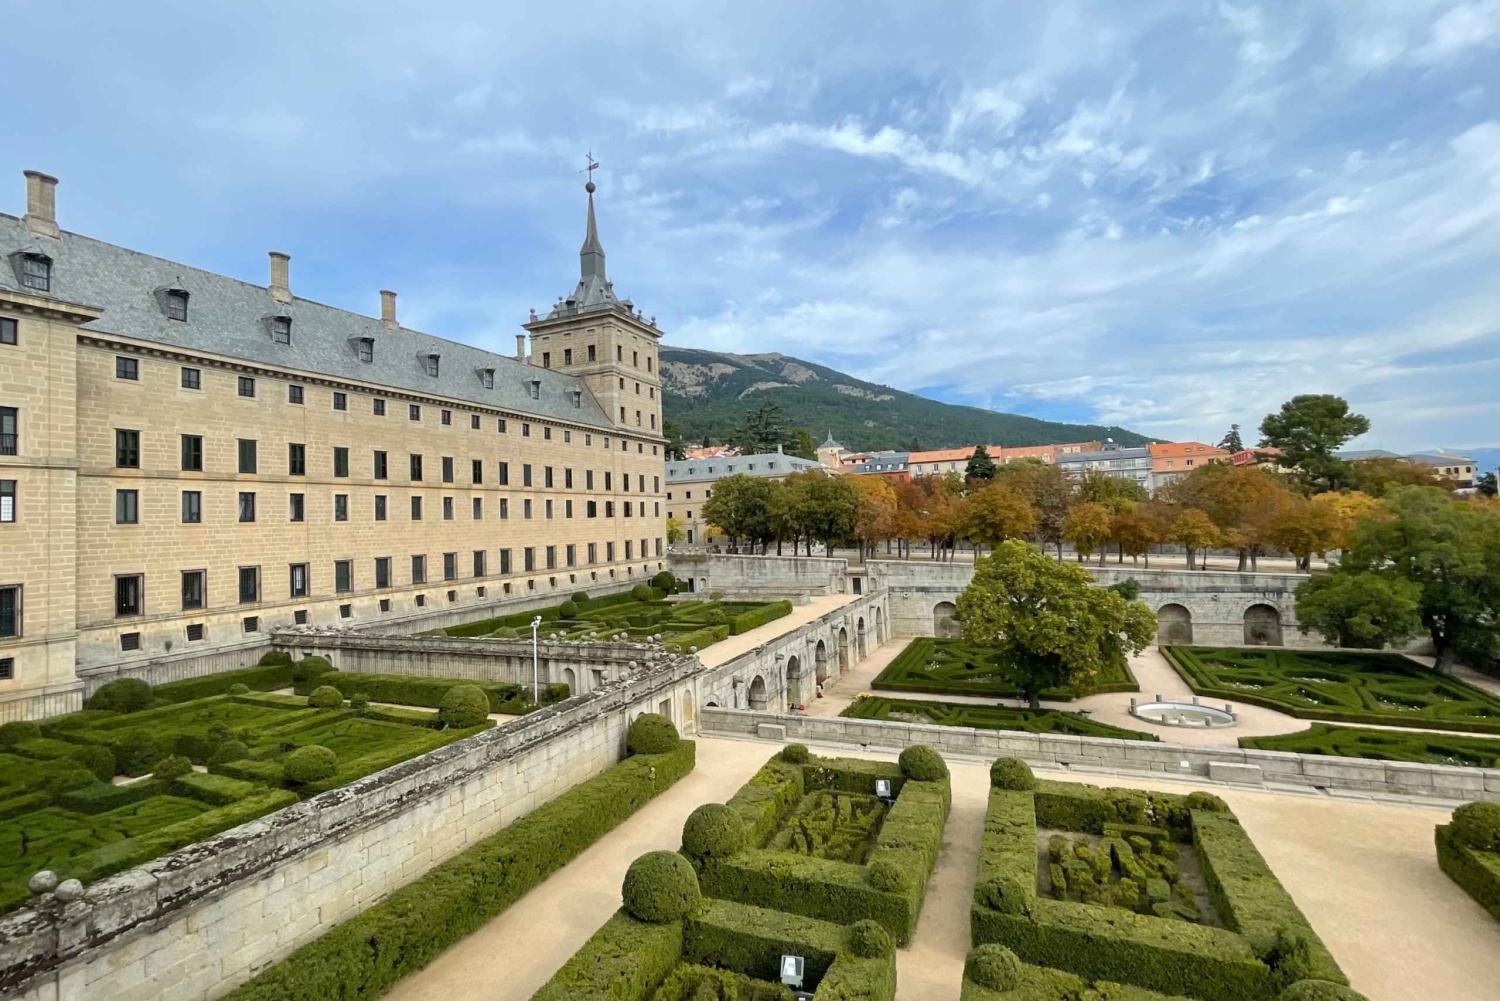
[1243,604,1283,646]
[874,606,884,644]
[681,690,696,733]
[786,654,812,709]
[814,639,829,684]
[1156,604,1193,645]
[838,628,850,674]
[698,578,708,594]
[562,667,577,694]
[705,700,719,708]
[748,675,768,710]
[856,618,867,660]
[934,601,959,638]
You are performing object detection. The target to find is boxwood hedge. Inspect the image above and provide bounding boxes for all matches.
[728,600,794,636]
[154,654,298,703]
[1436,820,1500,921]
[223,739,696,1001]
[292,671,567,713]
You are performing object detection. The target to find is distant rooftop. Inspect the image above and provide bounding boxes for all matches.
[666,451,822,481]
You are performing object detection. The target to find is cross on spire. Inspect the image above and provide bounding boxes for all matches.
[580,151,600,190]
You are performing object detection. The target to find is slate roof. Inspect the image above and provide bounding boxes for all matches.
[0,212,617,430]
[666,451,823,481]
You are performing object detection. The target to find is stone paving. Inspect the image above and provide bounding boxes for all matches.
[696,592,860,669]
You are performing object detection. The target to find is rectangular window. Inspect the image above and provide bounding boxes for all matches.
[186,623,204,642]
[499,461,509,486]
[0,585,19,638]
[0,317,15,345]
[588,344,596,362]
[115,489,138,525]
[565,499,573,518]
[115,429,140,468]
[586,469,594,490]
[523,464,533,487]
[653,475,660,493]
[335,559,353,593]
[411,496,423,520]
[289,493,305,522]
[333,447,349,478]
[473,550,485,577]
[20,255,49,292]
[0,479,13,523]
[441,409,452,426]
[180,366,200,389]
[604,472,612,491]
[375,495,388,521]
[624,501,633,518]
[546,499,554,519]
[655,538,663,557]
[588,542,597,564]
[472,459,483,484]
[375,557,391,588]
[288,442,306,476]
[565,468,573,489]
[289,563,309,598]
[522,423,531,438]
[499,498,509,519]
[409,404,421,421]
[181,490,201,524]
[587,500,597,518]
[444,552,457,580]
[605,501,614,517]
[243,616,260,634]
[606,541,615,562]
[524,547,535,572]
[410,454,423,481]
[500,548,512,574]
[546,545,556,570]
[566,544,576,567]
[564,348,572,365]
[442,456,454,483]
[339,603,352,619]
[472,497,482,520]
[238,492,256,522]
[359,340,374,363]
[498,418,507,433]
[115,356,139,381]
[412,555,427,584]
[238,376,255,398]
[625,540,633,559]
[471,414,481,429]
[544,466,554,489]
[288,384,304,405]
[272,317,292,345]
[115,575,143,617]
[333,391,348,411]
[238,439,258,474]
[443,496,454,520]
[374,398,386,416]
[373,450,388,479]
[334,494,349,521]
[181,435,203,472]
[542,351,551,368]
[523,499,532,520]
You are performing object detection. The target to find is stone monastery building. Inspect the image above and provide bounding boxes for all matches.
[0,170,667,720]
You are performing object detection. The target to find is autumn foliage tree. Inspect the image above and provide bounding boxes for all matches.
[1061,502,1113,565]
[963,483,1037,554]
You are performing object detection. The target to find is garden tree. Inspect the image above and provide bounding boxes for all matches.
[1349,457,1454,497]
[781,470,859,555]
[700,474,776,552]
[850,474,898,559]
[1266,497,1342,570]
[665,515,686,545]
[1339,485,1500,672]
[925,492,971,562]
[963,483,1037,554]
[1294,573,1423,649]
[889,479,931,559]
[788,428,819,461]
[1109,506,1161,567]
[730,399,790,454]
[1061,502,1113,565]
[1171,508,1220,570]
[1076,470,1148,512]
[1258,394,1370,492]
[1218,424,1244,452]
[1031,463,1074,560]
[965,445,998,482]
[1167,462,1296,570]
[1479,471,1498,497]
[956,540,1157,709]
[661,417,688,461]
[1310,490,1384,550]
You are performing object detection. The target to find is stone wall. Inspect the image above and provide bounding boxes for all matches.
[669,552,847,598]
[1,659,700,1001]
[699,708,1500,803]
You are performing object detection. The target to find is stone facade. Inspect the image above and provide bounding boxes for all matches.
[669,551,848,598]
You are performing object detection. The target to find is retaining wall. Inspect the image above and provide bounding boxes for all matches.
[669,552,848,598]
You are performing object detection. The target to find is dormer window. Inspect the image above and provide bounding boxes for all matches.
[165,290,188,322]
[357,337,374,363]
[480,368,495,390]
[530,379,540,400]
[572,390,582,409]
[272,316,292,345]
[20,254,50,292]
[424,353,440,377]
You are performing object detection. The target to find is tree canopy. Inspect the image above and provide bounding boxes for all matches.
[965,445,997,482]
[1218,424,1244,452]
[1258,394,1370,491]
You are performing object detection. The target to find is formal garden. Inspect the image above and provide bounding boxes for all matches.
[1163,646,1500,734]
[0,652,522,917]
[872,638,1139,702]
[841,694,1158,741]
[1242,724,1500,768]
[442,579,793,654]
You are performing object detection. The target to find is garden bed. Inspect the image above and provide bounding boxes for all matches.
[841,695,1158,741]
[1163,646,1500,735]
[873,638,1139,701]
[1241,724,1500,767]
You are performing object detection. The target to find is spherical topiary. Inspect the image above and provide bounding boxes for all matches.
[899,745,948,782]
[866,859,908,894]
[210,740,250,765]
[631,583,653,601]
[621,850,700,923]
[1185,790,1231,813]
[70,744,116,782]
[1449,800,1500,851]
[1277,981,1371,1001]
[571,591,590,605]
[283,745,337,784]
[438,685,491,728]
[291,656,335,685]
[780,743,810,764]
[308,685,344,709]
[558,601,580,618]
[652,571,676,591]
[848,919,893,959]
[258,650,293,668]
[682,803,744,861]
[0,720,42,747]
[228,683,251,695]
[492,626,521,640]
[706,609,728,625]
[627,713,680,755]
[87,677,154,713]
[965,944,1024,992]
[154,755,194,780]
[990,757,1036,791]
[349,692,371,712]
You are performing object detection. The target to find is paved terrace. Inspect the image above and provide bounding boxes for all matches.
[695,592,861,669]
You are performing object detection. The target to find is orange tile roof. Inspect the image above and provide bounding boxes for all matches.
[1148,441,1229,458]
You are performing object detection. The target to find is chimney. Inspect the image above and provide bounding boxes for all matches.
[515,334,527,362]
[380,290,398,329]
[268,252,291,304]
[23,170,59,238]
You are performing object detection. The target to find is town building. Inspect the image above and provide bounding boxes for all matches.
[1055,440,1153,488]
[1148,441,1230,490]
[0,170,666,720]
[906,441,1101,477]
[665,447,822,544]
[845,451,910,480]
[816,432,845,469]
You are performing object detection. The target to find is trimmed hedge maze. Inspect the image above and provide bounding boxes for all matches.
[1163,646,1500,735]
[873,638,1139,702]
[1436,802,1500,923]
[842,694,1159,742]
[1241,724,1500,768]
[970,759,1349,1001]
[442,591,793,653]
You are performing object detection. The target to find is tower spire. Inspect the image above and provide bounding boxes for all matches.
[580,179,605,281]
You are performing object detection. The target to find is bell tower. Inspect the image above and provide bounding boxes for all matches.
[522,177,663,439]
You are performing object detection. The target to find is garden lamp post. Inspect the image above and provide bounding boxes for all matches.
[531,615,542,705]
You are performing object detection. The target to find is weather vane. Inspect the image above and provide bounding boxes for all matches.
[580,151,600,191]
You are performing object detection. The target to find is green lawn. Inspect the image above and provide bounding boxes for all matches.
[1163,646,1500,734]
[871,638,1139,701]
[1240,724,1500,767]
[443,593,793,652]
[841,694,1158,741]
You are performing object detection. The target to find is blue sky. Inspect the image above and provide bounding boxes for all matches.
[4,1,1499,453]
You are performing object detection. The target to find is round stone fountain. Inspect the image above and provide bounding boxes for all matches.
[1129,696,1237,728]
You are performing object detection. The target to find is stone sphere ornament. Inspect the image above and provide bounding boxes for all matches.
[54,879,85,903]
[28,870,58,895]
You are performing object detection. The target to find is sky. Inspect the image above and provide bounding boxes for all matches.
[4,0,1499,453]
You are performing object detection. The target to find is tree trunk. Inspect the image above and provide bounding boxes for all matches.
[1237,549,1248,572]
[1435,643,1457,675]
[1029,691,1041,712]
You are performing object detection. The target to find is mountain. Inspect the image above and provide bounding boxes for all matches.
[659,347,1154,452]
